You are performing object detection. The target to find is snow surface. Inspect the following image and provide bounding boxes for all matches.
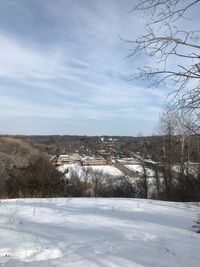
[125,164,155,177]
[87,165,123,176]
[0,198,200,267]
[58,164,123,178]
[117,158,139,164]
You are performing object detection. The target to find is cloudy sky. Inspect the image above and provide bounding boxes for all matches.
[0,0,167,136]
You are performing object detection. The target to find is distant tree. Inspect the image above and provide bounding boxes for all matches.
[138,139,149,198]
[152,164,161,198]
[141,163,148,198]
[82,167,93,196]
[156,110,178,199]
[102,176,136,198]
[5,156,63,198]
[154,107,200,201]
[91,170,104,197]
[64,169,85,197]
[0,162,8,197]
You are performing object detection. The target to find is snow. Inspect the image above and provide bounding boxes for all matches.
[117,158,139,164]
[172,164,198,177]
[87,165,123,176]
[144,159,156,164]
[0,198,200,267]
[58,164,123,178]
[125,164,155,177]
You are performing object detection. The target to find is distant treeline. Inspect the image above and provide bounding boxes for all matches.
[1,134,200,162]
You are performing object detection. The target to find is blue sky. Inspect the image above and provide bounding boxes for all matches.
[0,0,167,136]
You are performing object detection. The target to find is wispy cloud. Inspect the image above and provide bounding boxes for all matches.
[0,0,167,135]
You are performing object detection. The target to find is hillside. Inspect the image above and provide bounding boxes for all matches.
[0,136,52,167]
[0,198,199,267]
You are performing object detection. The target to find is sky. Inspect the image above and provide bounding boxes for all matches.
[0,0,168,136]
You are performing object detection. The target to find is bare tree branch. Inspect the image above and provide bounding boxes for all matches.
[127,0,200,133]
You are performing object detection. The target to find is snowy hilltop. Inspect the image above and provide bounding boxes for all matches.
[0,198,200,267]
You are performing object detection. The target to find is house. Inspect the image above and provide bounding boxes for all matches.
[56,154,81,165]
[81,156,106,166]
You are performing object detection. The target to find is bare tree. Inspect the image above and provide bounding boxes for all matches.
[141,162,148,198]
[82,167,93,196]
[156,109,179,199]
[128,0,200,133]
[0,162,8,197]
[153,164,161,198]
[91,170,104,197]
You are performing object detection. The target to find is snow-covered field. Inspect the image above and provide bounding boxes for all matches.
[58,164,123,178]
[0,198,200,267]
